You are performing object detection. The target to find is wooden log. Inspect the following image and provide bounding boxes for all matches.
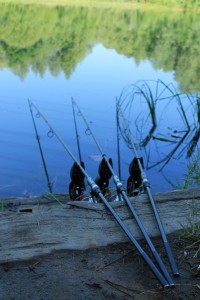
[0,188,199,263]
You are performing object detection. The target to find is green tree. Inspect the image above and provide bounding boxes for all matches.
[0,3,199,92]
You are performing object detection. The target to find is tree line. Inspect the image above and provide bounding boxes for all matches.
[0,3,199,92]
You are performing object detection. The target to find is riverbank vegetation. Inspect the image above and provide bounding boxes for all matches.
[0,3,200,92]
[0,0,199,10]
[178,149,200,189]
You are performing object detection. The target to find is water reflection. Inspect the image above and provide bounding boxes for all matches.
[26,83,199,199]
[0,3,200,197]
[0,3,200,92]
[118,80,199,186]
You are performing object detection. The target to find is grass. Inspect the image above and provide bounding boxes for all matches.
[43,193,69,208]
[180,200,200,242]
[0,185,15,212]
[177,149,200,243]
[180,205,199,262]
[0,0,199,12]
[178,149,200,189]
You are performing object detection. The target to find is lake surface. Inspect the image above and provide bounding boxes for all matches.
[0,3,200,197]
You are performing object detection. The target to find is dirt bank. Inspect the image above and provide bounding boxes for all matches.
[0,231,199,300]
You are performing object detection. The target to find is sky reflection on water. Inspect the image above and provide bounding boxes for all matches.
[0,44,197,197]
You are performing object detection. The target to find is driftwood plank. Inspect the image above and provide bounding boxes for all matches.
[0,188,199,263]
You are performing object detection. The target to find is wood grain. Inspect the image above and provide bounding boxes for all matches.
[0,188,199,263]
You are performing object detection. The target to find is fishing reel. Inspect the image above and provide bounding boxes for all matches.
[69,162,85,200]
[95,157,113,197]
[127,157,144,196]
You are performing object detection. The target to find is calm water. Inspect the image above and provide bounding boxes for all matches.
[0,3,199,197]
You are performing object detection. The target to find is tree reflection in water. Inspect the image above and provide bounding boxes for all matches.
[0,3,200,92]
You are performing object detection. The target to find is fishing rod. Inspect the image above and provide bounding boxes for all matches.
[118,102,180,277]
[116,99,121,180]
[29,99,171,288]
[73,99,113,198]
[72,98,82,163]
[72,99,174,286]
[28,99,53,193]
[70,99,86,200]
[115,100,123,202]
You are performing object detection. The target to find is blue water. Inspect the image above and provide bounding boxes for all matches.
[0,44,197,197]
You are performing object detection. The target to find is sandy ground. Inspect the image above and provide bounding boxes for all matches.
[0,231,199,300]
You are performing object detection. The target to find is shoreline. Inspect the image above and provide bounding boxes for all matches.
[1,188,199,298]
[1,187,199,263]
[0,0,199,13]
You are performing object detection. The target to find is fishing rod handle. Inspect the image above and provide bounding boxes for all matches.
[120,191,174,286]
[146,187,180,276]
[164,241,180,277]
[113,175,126,192]
[98,192,170,288]
[87,177,101,195]
[140,171,151,189]
[152,249,174,286]
[142,177,150,189]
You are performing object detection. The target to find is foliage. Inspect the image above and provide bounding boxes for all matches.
[96,0,200,8]
[0,0,199,9]
[0,3,200,91]
[180,200,200,242]
[178,149,200,189]
[177,149,200,242]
